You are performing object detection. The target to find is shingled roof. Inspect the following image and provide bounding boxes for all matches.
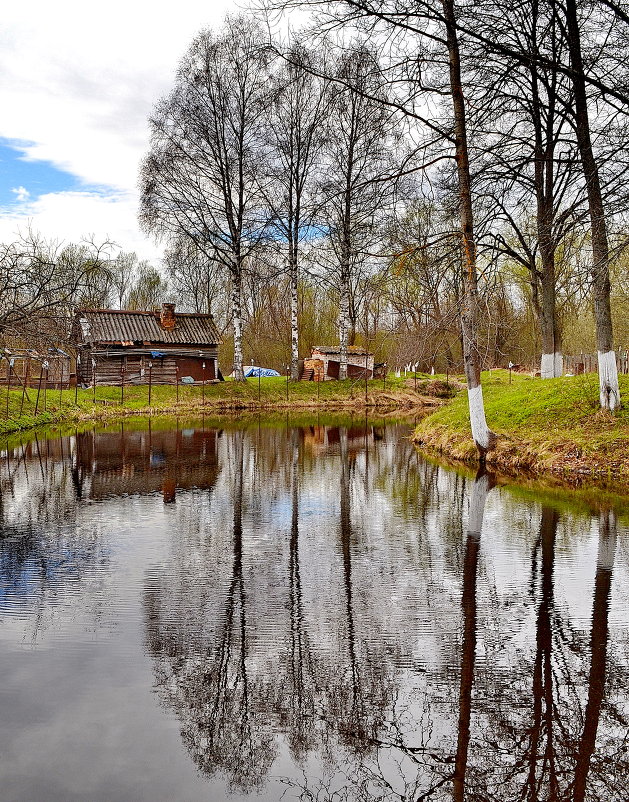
[75,308,221,346]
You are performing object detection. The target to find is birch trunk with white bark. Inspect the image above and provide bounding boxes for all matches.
[289,242,300,381]
[338,267,350,381]
[231,267,245,382]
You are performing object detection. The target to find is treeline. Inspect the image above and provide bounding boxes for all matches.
[138,1,629,451]
[3,1,629,454]
[0,233,166,348]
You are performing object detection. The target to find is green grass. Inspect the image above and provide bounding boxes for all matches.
[0,372,435,436]
[414,369,629,488]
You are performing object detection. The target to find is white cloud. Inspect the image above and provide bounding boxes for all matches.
[11,186,30,202]
[0,0,237,255]
[0,190,163,262]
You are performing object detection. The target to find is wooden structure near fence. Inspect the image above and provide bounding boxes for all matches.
[0,350,72,389]
[73,304,222,386]
[564,351,629,376]
[302,346,375,381]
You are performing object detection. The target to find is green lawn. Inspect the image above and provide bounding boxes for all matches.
[414,370,629,484]
[0,372,440,435]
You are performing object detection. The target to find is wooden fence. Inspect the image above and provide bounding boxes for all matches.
[564,351,629,375]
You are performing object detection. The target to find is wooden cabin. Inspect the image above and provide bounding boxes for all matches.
[73,304,221,386]
[302,346,375,381]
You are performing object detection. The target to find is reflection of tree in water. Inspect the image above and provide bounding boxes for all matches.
[455,505,628,802]
[278,484,629,802]
[0,433,111,641]
[139,422,629,801]
[145,430,275,791]
[144,424,396,792]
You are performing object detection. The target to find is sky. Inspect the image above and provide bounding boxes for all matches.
[0,0,240,262]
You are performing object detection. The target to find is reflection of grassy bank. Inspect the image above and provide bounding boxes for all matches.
[414,370,629,491]
[0,375,448,435]
[0,409,422,452]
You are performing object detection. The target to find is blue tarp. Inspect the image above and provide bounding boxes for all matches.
[245,367,281,378]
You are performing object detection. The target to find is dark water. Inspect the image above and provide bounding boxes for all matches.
[0,416,628,802]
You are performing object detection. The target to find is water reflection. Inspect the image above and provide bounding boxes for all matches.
[0,419,628,801]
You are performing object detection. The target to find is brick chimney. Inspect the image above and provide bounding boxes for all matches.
[160,303,176,330]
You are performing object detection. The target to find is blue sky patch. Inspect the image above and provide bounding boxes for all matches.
[0,139,80,205]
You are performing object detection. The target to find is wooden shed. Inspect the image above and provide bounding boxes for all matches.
[73,304,221,386]
[302,346,375,381]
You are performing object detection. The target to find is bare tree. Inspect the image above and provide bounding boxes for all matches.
[140,16,273,380]
[562,0,621,409]
[322,44,401,380]
[264,43,331,379]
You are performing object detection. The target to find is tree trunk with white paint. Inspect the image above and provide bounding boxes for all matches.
[231,267,245,382]
[564,0,620,410]
[442,0,496,458]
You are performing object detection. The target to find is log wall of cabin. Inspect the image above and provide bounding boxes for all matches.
[77,347,219,385]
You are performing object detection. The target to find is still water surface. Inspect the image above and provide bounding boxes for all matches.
[0,416,628,801]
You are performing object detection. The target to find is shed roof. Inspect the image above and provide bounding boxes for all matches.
[75,309,221,346]
[312,345,372,357]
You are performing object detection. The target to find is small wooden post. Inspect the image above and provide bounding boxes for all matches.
[176,365,179,403]
[43,364,48,411]
[93,358,97,403]
[5,358,11,419]
[20,359,30,415]
[148,361,153,406]
[59,359,64,408]
[202,362,206,404]
[121,361,125,405]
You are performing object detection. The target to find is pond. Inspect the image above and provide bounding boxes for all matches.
[0,415,627,801]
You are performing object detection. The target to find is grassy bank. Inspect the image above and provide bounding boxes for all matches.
[414,370,629,489]
[0,374,448,435]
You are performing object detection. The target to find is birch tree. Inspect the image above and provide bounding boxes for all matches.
[139,16,272,381]
[323,45,399,380]
[264,44,331,380]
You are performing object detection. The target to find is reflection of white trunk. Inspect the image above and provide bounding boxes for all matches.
[597,351,620,411]
[597,510,617,570]
[541,352,563,379]
[468,386,492,453]
[468,472,489,538]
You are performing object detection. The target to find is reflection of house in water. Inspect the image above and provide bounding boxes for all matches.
[302,424,383,457]
[74,426,220,503]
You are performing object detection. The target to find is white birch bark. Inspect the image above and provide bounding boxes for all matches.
[598,351,620,411]
[290,257,299,381]
[231,272,244,382]
[338,275,350,380]
[467,386,493,455]
[541,352,563,379]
